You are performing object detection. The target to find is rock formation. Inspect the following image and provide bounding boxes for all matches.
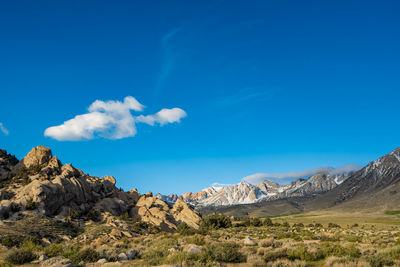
[0,146,202,231]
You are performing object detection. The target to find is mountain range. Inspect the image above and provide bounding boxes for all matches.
[153,148,400,217]
[156,166,359,207]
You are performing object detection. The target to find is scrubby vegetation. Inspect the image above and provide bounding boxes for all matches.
[1,213,400,266]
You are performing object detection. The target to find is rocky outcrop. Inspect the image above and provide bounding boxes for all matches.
[130,194,201,231]
[16,145,53,169]
[171,199,202,229]
[0,146,202,231]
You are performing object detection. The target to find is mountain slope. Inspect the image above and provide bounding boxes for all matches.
[307,147,400,211]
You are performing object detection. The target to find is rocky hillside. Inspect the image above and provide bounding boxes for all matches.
[307,147,400,210]
[174,169,356,207]
[0,146,201,232]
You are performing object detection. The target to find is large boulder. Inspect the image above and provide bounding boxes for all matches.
[17,146,53,169]
[172,199,202,229]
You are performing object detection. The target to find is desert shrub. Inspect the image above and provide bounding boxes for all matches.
[264,249,288,262]
[387,247,400,260]
[260,238,275,247]
[200,214,232,230]
[5,249,37,265]
[282,222,290,228]
[352,223,359,227]
[1,235,22,248]
[293,223,304,228]
[176,222,196,235]
[44,243,64,257]
[20,237,43,252]
[320,234,340,242]
[263,217,273,226]
[315,242,360,259]
[142,247,168,265]
[251,218,262,227]
[187,234,205,245]
[62,246,81,260]
[69,248,100,264]
[346,244,361,258]
[367,254,394,267]
[314,223,323,228]
[68,208,79,219]
[307,223,314,227]
[131,221,159,234]
[25,198,36,210]
[328,223,341,228]
[287,244,318,261]
[200,242,246,263]
[345,235,362,242]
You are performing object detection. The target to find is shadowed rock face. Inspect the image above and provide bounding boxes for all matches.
[0,146,202,230]
[0,149,18,181]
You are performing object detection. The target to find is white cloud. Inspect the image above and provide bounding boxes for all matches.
[136,108,187,126]
[0,122,9,135]
[243,165,361,184]
[44,96,186,141]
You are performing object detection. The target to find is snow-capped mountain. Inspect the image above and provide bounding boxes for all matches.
[158,166,359,207]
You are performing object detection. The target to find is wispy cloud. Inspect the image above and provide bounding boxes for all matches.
[0,122,9,135]
[211,182,235,187]
[44,96,186,141]
[242,165,362,184]
[154,26,184,97]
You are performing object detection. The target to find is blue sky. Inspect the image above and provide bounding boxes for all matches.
[1,0,399,194]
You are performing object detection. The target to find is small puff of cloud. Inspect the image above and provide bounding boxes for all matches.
[136,108,187,126]
[44,96,186,141]
[243,165,361,184]
[0,122,9,135]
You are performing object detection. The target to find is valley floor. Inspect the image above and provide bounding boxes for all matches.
[1,210,400,266]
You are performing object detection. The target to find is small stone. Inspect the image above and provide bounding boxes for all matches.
[244,236,257,246]
[97,258,108,264]
[118,252,128,261]
[39,254,48,261]
[187,245,202,254]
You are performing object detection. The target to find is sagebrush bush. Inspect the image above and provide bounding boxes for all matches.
[176,222,196,235]
[263,217,273,226]
[70,248,100,264]
[200,214,232,230]
[20,239,43,252]
[44,243,64,257]
[5,249,37,265]
[201,242,246,263]
[1,235,22,248]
